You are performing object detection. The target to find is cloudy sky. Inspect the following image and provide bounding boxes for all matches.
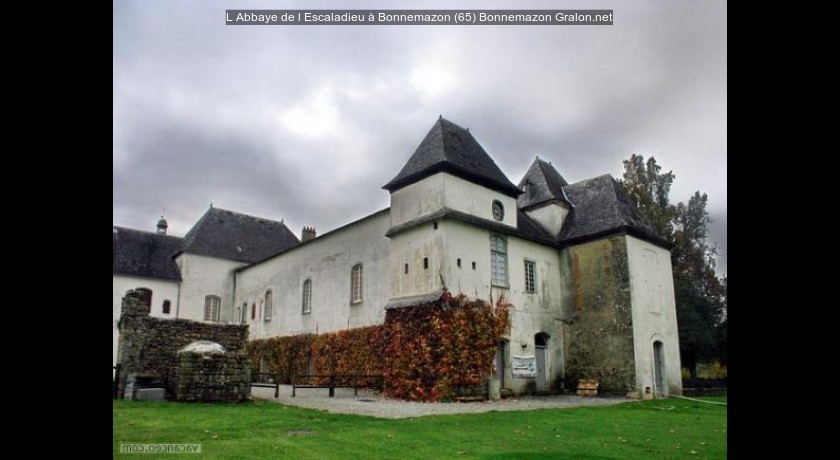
[114,0,727,273]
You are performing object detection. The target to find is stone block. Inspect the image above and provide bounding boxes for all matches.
[136,388,165,401]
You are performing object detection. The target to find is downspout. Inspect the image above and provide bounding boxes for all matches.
[175,281,181,319]
[232,269,237,324]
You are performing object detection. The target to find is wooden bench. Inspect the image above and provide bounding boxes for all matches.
[250,372,282,398]
[291,374,383,397]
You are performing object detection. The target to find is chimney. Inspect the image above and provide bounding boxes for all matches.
[301,226,316,242]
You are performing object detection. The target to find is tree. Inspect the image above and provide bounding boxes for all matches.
[619,155,726,380]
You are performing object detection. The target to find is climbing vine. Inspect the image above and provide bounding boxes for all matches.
[247,293,511,401]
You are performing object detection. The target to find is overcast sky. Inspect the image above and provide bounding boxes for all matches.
[114,0,727,273]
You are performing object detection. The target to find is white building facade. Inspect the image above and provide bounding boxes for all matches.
[113,117,682,397]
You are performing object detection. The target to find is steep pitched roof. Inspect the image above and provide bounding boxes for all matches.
[517,157,573,209]
[179,207,300,263]
[560,174,668,247]
[113,226,182,281]
[383,117,522,197]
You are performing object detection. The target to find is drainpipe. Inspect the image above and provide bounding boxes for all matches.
[175,281,181,319]
[232,269,237,324]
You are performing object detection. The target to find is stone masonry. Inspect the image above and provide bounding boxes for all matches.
[116,289,251,401]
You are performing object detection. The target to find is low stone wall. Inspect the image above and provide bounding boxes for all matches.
[116,289,250,401]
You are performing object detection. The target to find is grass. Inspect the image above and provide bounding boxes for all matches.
[113,398,726,459]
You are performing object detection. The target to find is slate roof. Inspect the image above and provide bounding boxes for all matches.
[559,174,668,247]
[178,207,300,263]
[383,117,522,197]
[113,226,182,281]
[517,157,573,209]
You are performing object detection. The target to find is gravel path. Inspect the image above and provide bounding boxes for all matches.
[251,385,629,419]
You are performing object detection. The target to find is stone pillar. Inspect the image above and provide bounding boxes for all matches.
[116,289,151,399]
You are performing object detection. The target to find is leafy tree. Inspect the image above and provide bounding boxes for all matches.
[619,155,726,379]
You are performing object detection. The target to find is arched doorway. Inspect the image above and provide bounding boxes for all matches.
[535,333,550,391]
[653,341,666,397]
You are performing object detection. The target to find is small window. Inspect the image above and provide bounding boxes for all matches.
[241,302,248,324]
[351,264,363,304]
[203,295,221,322]
[162,300,171,314]
[524,260,537,293]
[472,261,476,270]
[404,263,409,274]
[302,279,312,314]
[457,258,461,268]
[423,257,429,269]
[251,303,256,320]
[264,290,273,321]
[433,221,438,230]
[490,235,508,286]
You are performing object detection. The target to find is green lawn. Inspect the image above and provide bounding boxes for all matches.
[113,398,726,459]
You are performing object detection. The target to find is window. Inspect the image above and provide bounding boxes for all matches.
[251,303,256,320]
[423,257,429,269]
[524,260,537,293]
[203,295,221,322]
[351,264,363,304]
[162,300,171,314]
[264,290,273,321]
[457,258,461,268]
[302,279,312,314]
[404,263,409,274]
[241,302,248,324]
[490,235,508,286]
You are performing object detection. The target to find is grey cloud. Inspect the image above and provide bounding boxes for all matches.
[114,0,726,272]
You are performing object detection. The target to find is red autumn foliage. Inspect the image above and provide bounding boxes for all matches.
[247,294,511,401]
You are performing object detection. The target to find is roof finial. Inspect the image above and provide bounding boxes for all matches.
[156,204,169,235]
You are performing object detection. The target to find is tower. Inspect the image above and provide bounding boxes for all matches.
[382,117,522,306]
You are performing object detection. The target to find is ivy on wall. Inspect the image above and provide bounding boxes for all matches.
[247,293,511,402]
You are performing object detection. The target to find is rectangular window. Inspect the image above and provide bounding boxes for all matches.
[162,300,171,315]
[241,302,248,324]
[351,264,363,304]
[251,303,256,320]
[524,260,537,293]
[203,295,220,322]
[423,257,429,269]
[264,290,273,321]
[302,279,312,314]
[490,235,508,286]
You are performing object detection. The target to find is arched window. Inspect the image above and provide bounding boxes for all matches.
[490,235,508,286]
[302,279,312,314]
[203,295,221,322]
[264,290,273,321]
[351,264,363,304]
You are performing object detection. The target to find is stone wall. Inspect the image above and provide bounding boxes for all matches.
[116,289,250,401]
[560,235,636,394]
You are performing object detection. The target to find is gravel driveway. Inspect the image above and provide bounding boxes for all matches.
[251,385,629,419]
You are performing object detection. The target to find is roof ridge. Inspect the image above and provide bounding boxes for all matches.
[112,225,184,240]
[204,206,288,226]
